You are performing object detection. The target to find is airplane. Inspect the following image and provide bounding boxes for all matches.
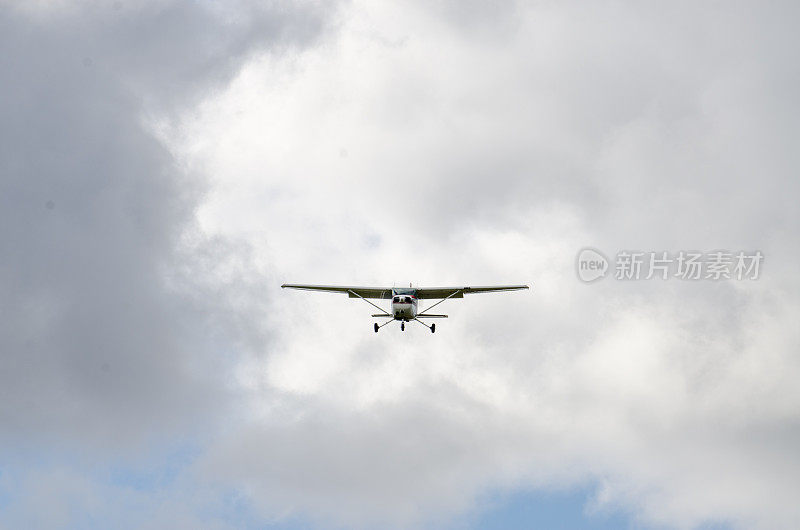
[281,283,529,333]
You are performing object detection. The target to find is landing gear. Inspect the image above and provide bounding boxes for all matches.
[375,318,434,333]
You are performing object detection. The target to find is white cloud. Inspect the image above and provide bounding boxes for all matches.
[165,1,800,528]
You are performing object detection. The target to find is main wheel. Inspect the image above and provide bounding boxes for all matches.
[401,322,405,331]
[431,323,436,333]
[374,323,379,333]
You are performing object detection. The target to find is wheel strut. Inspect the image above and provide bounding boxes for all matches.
[374,318,394,333]
[412,318,436,333]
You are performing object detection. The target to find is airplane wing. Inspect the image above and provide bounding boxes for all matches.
[281,284,393,299]
[415,285,529,299]
[281,284,529,299]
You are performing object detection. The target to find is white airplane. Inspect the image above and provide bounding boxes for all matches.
[281,283,529,333]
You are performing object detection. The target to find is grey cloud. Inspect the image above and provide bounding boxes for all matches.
[380,2,800,248]
[0,1,332,448]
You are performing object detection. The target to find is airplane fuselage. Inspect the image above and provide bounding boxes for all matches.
[391,289,418,320]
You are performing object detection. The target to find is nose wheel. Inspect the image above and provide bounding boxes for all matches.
[401,322,405,331]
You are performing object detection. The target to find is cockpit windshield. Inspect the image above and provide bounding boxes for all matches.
[393,288,417,296]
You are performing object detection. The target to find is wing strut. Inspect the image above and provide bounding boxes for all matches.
[417,289,462,316]
[348,289,390,316]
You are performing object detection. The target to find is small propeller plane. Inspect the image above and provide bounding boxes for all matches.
[281,283,529,333]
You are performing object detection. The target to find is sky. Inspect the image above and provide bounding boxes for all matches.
[0,0,798,528]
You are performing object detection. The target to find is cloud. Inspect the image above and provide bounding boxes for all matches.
[2,1,799,529]
[174,1,800,528]
[0,0,333,509]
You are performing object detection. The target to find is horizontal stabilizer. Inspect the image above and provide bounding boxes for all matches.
[416,314,448,318]
[371,313,392,318]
